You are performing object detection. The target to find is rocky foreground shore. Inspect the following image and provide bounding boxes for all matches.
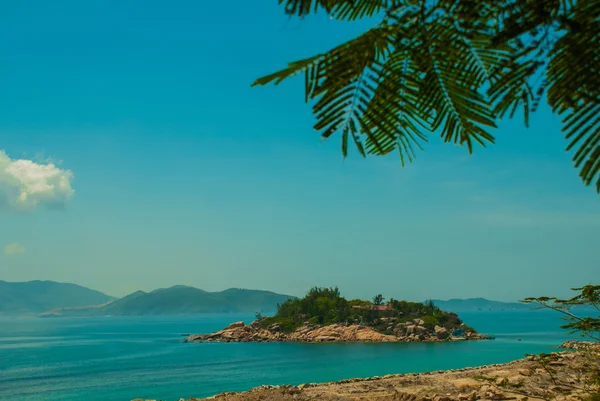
[190,351,597,401]
[559,340,600,351]
[185,319,489,343]
[134,342,599,401]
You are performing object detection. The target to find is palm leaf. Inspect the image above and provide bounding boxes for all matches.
[546,0,600,192]
[361,52,430,163]
[413,19,498,152]
[277,0,339,17]
[278,0,405,20]
[255,25,395,155]
[330,0,399,21]
[257,0,600,193]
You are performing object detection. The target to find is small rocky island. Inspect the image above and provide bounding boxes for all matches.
[185,287,490,343]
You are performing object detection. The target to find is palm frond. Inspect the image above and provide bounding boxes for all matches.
[277,0,389,19]
[547,0,600,191]
[361,50,430,163]
[255,26,395,156]
[413,19,498,152]
[257,0,600,193]
[277,0,339,17]
[330,0,399,21]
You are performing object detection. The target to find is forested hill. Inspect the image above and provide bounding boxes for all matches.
[40,286,294,317]
[0,280,115,315]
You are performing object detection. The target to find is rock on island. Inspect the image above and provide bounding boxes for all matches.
[185,318,489,343]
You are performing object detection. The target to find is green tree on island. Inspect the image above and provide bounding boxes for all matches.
[254,0,600,192]
[263,286,471,335]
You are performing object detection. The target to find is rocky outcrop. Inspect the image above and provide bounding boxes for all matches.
[186,322,400,343]
[290,323,400,342]
[559,340,600,351]
[464,331,489,340]
[434,325,450,340]
[225,321,245,330]
[175,350,598,401]
[185,319,490,344]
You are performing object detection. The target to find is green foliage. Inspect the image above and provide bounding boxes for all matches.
[267,287,467,333]
[436,310,463,329]
[496,285,600,401]
[522,284,600,341]
[388,298,442,317]
[258,316,302,333]
[255,0,600,193]
[421,315,440,329]
[276,286,350,325]
[446,312,462,325]
[348,298,372,307]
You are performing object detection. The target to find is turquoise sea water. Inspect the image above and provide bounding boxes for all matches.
[0,310,580,401]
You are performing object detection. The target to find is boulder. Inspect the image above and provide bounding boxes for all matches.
[414,325,428,335]
[488,391,505,400]
[206,330,224,339]
[436,330,449,340]
[413,318,425,326]
[315,335,337,342]
[435,325,450,339]
[457,391,478,401]
[225,321,245,330]
[187,318,490,344]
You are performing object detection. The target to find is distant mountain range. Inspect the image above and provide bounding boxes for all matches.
[0,280,116,316]
[35,284,294,317]
[432,297,593,312]
[2,281,591,317]
[432,298,534,312]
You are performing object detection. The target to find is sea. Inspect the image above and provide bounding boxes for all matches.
[0,310,583,401]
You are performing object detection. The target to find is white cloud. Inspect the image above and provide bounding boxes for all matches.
[3,243,26,256]
[0,150,74,211]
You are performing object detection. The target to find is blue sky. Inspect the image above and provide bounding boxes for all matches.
[0,1,598,301]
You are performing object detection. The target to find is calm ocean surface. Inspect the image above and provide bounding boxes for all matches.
[0,310,580,401]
